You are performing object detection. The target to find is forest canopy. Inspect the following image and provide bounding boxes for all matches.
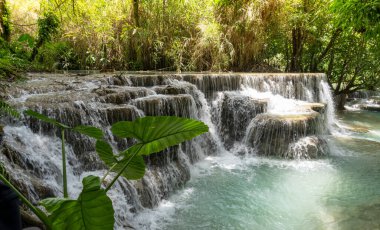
[0,0,379,103]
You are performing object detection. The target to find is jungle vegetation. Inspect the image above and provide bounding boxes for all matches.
[0,0,379,107]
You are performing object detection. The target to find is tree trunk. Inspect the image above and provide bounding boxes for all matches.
[334,93,347,110]
[29,40,43,61]
[0,0,10,42]
[133,0,139,27]
[290,27,303,72]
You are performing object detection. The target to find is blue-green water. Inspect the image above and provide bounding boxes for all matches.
[137,111,380,230]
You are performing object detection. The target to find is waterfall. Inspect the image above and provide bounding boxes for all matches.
[0,72,336,229]
[345,89,380,112]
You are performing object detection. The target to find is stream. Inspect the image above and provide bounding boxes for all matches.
[136,110,380,230]
[2,73,379,229]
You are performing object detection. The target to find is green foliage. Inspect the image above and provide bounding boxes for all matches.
[96,116,209,181]
[40,176,114,230]
[30,11,59,61]
[331,0,380,37]
[0,161,8,179]
[111,116,209,156]
[18,34,34,48]
[34,41,79,70]
[21,109,209,228]
[96,140,146,180]
[25,110,104,139]
[36,12,59,45]
[0,100,20,118]
[0,53,26,81]
[3,0,378,95]
[0,0,11,41]
[73,125,104,140]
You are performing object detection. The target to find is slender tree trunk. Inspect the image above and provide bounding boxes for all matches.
[0,0,10,42]
[326,51,334,79]
[285,40,290,72]
[29,40,43,61]
[290,27,303,72]
[133,0,139,27]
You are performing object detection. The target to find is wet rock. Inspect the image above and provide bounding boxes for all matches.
[153,85,188,95]
[128,146,192,209]
[21,209,44,230]
[285,136,327,159]
[108,74,181,87]
[246,112,323,157]
[302,103,326,114]
[1,72,331,226]
[94,86,153,104]
[361,104,380,112]
[1,142,61,179]
[182,74,242,96]
[128,74,181,87]
[369,96,380,104]
[132,95,196,117]
[6,73,106,98]
[342,124,369,133]
[218,92,267,148]
[181,73,324,101]
[348,90,380,99]
[240,73,323,101]
[27,92,93,104]
[99,105,142,125]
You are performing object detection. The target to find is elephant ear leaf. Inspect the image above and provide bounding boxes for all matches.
[73,125,104,140]
[111,116,208,155]
[40,176,114,230]
[95,140,145,180]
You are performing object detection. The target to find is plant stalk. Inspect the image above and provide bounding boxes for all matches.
[101,163,117,184]
[61,129,68,198]
[105,145,143,192]
[0,174,51,229]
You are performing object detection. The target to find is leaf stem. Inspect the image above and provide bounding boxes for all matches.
[101,163,117,183]
[0,174,51,229]
[61,129,68,198]
[105,146,143,192]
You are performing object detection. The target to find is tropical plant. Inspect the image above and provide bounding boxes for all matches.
[0,110,208,229]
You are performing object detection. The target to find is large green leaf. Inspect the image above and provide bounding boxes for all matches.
[111,116,208,155]
[96,140,145,180]
[73,125,104,140]
[95,140,117,166]
[40,176,114,230]
[24,110,70,129]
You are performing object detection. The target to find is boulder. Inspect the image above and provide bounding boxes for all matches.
[246,112,324,157]
[285,136,327,159]
[218,92,267,148]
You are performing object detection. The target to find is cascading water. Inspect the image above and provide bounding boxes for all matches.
[1,72,338,229]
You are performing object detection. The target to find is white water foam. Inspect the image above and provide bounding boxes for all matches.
[240,86,313,115]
